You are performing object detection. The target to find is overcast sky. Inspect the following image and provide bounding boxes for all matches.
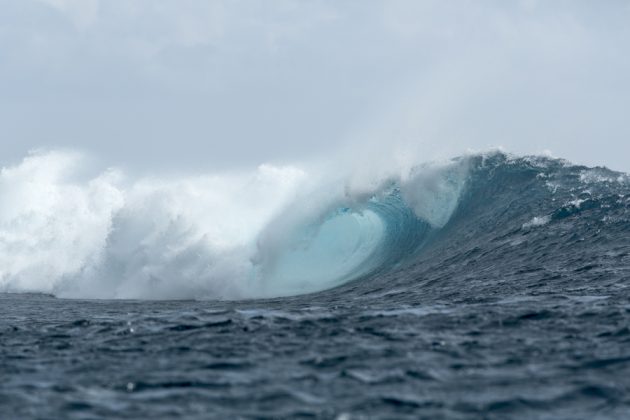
[1,0,629,172]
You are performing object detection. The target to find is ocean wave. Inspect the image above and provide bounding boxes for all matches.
[0,150,627,300]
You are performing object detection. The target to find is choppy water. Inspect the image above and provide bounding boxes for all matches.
[2,153,630,418]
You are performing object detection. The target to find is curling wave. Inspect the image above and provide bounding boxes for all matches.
[0,150,467,299]
[0,150,627,300]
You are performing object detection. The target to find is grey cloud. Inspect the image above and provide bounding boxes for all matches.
[1,0,629,171]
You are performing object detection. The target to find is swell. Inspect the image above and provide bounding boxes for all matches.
[339,152,630,305]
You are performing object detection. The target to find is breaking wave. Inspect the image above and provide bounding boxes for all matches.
[0,150,627,300]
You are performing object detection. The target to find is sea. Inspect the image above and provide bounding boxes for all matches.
[1,152,629,419]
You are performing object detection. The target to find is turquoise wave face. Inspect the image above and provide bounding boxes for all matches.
[258,208,385,297]
[253,188,443,298]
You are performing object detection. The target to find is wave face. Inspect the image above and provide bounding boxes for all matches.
[0,150,628,300]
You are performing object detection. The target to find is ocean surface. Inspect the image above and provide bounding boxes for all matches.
[1,152,630,418]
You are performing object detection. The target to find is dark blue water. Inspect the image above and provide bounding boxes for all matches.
[2,153,630,419]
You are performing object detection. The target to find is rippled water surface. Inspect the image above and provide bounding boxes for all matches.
[3,291,630,419]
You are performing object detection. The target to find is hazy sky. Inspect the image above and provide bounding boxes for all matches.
[1,0,629,171]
